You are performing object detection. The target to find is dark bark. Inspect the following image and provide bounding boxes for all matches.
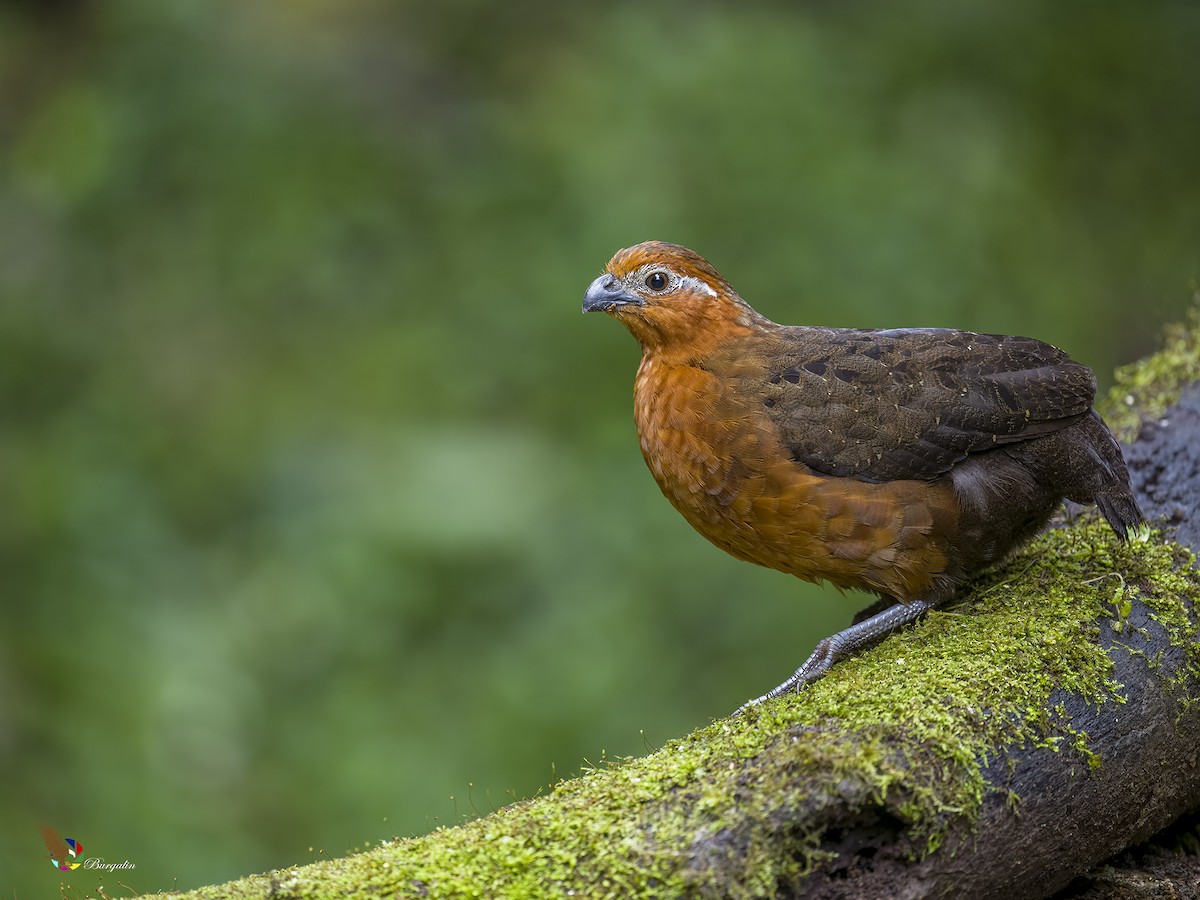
[1057,808,1200,898]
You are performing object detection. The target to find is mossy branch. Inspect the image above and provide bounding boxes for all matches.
[155,305,1200,900]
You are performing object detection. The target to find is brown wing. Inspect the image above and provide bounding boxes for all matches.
[39,823,69,860]
[759,327,1097,482]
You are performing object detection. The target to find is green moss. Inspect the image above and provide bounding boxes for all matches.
[149,524,1200,900]
[1136,541,1200,698]
[1101,297,1200,441]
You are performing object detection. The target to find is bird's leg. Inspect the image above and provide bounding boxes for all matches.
[734,598,937,715]
[850,595,896,625]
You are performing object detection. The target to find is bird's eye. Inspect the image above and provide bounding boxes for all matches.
[645,271,669,292]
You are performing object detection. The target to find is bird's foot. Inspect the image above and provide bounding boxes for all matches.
[732,598,936,716]
[733,639,837,715]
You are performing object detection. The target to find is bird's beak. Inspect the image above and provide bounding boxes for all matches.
[583,274,642,313]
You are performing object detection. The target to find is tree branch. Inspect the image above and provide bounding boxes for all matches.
[157,308,1200,900]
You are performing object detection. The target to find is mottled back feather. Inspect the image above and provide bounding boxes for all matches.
[757,327,1097,482]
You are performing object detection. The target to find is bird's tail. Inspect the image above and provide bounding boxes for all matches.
[1080,411,1144,540]
[1095,484,1144,540]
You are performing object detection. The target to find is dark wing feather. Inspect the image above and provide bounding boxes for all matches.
[759,327,1097,482]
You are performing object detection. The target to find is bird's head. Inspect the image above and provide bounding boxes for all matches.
[582,241,769,351]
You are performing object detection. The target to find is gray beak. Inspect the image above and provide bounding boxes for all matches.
[582,274,642,313]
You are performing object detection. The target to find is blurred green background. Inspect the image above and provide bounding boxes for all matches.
[2,0,1198,895]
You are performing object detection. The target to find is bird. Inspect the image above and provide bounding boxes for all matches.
[39,823,83,870]
[582,241,1144,711]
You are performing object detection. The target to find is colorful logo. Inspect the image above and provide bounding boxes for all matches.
[39,824,84,871]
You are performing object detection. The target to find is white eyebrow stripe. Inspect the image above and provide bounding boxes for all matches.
[679,275,717,298]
